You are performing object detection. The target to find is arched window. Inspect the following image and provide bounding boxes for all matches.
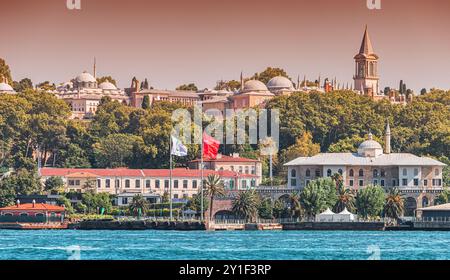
[349,169,354,177]
[291,169,297,178]
[435,169,440,176]
[422,197,429,208]
[373,169,379,177]
[380,169,386,177]
[20,213,28,217]
[338,169,343,175]
[327,169,332,177]
[306,169,311,177]
[359,169,364,177]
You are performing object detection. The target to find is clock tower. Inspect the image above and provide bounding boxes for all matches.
[354,25,379,96]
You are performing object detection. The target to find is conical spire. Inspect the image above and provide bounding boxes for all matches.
[359,25,375,55]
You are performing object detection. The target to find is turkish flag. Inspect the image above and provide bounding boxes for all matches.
[203,133,220,160]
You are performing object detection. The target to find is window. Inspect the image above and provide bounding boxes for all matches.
[69,180,75,186]
[115,180,120,189]
[380,170,386,177]
[245,167,249,174]
[424,179,428,186]
[251,166,256,175]
[75,180,80,186]
[359,169,364,177]
[192,180,197,189]
[435,169,439,176]
[439,179,442,186]
[125,180,130,188]
[174,180,179,189]
[373,169,379,177]
[183,180,188,189]
[306,169,311,177]
[359,180,364,187]
[291,169,297,178]
[242,180,247,189]
[349,180,354,187]
[327,169,332,177]
[349,169,354,177]
[106,179,111,189]
[373,180,378,186]
[392,179,396,187]
[20,213,29,217]
[338,169,343,175]
[135,180,141,188]
[229,180,234,190]
[155,180,160,189]
[315,169,321,177]
[174,194,179,199]
[402,179,408,186]
[414,168,419,177]
[403,169,407,176]
[239,166,243,173]
[380,180,385,187]
[422,197,429,208]
[251,179,256,188]
[164,180,169,189]
[122,197,128,205]
[145,180,151,189]
[291,179,297,187]
[414,179,419,186]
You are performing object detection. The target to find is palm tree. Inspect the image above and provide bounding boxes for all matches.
[232,190,259,222]
[204,174,226,221]
[333,185,356,213]
[129,194,149,217]
[383,188,404,222]
[288,192,303,219]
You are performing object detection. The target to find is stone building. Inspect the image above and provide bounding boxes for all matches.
[285,123,446,216]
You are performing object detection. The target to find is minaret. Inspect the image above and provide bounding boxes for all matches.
[240,71,244,92]
[93,57,97,79]
[385,122,391,154]
[354,25,379,95]
[297,75,300,90]
[303,75,307,89]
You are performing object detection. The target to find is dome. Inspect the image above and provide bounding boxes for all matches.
[99,81,117,90]
[0,82,14,92]
[357,133,383,157]
[267,76,294,91]
[243,80,269,92]
[76,72,96,83]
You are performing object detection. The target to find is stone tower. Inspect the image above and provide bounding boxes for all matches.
[354,25,379,95]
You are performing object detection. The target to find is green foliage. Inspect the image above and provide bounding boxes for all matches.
[129,194,149,217]
[44,176,65,194]
[13,78,33,92]
[300,178,337,218]
[176,83,198,92]
[232,189,259,222]
[92,133,144,168]
[0,58,13,84]
[142,95,151,109]
[57,196,74,214]
[186,193,209,213]
[81,191,113,214]
[204,174,226,220]
[251,67,291,84]
[383,188,404,220]
[96,76,117,86]
[356,185,386,219]
[258,198,273,219]
[435,188,450,205]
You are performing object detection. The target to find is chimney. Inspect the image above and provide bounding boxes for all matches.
[32,199,36,208]
[16,199,20,207]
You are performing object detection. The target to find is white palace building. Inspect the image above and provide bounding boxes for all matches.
[285,123,446,216]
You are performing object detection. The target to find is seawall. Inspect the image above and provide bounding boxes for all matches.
[69,220,206,231]
[282,222,386,231]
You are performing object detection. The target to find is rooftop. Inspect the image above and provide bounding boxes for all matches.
[0,203,66,212]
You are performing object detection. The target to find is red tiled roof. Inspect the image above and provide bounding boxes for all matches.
[189,155,259,163]
[0,203,66,212]
[40,168,258,179]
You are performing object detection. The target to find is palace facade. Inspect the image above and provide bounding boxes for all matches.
[285,123,446,216]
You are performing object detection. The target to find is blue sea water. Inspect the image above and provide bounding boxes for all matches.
[0,230,449,260]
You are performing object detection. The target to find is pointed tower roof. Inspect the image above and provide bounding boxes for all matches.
[359,25,375,55]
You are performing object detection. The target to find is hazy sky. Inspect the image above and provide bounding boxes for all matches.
[1,0,449,91]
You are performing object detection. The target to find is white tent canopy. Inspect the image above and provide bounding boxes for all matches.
[333,208,357,222]
[316,208,336,222]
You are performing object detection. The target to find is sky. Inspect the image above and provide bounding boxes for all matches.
[1,0,449,92]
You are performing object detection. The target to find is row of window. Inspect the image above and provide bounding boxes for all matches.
[226,166,256,175]
[98,179,198,189]
[291,168,441,178]
[291,178,443,188]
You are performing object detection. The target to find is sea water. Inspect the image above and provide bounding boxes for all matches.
[0,230,449,260]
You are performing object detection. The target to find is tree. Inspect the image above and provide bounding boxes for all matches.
[356,185,386,219]
[300,178,336,219]
[232,190,259,222]
[383,188,404,221]
[420,88,427,95]
[204,174,226,221]
[129,194,149,217]
[0,58,13,84]
[251,67,290,84]
[333,184,356,213]
[287,192,303,218]
[57,196,74,214]
[435,188,450,205]
[187,193,209,214]
[96,76,117,86]
[176,83,198,92]
[44,177,65,194]
[82,191,113,214]
[13,78,33,92]
[142,95,151,110]
[92,133,144,168]
[36,81,56,91]
[214,80,241,91]
[258,197,273,219]
[279,132,320,164]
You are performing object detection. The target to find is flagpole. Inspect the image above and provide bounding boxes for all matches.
[169,135,173,220]
[200,134,204,222]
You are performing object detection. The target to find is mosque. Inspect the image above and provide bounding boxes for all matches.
[0,76,16,94]
[55,61,129,119]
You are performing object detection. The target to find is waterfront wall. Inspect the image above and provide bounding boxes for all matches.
[69,220,206,231]
[282,222,385,231]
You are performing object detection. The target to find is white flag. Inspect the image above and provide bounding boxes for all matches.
[171,135,188,157]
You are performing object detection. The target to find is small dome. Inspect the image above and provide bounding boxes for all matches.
[267,76,294,91]
[243,80,269,92]
[99,81,117,90]
[76,71,96,83]
[0,82,14,92]
[357,133,383,157]
[358,140,382,150]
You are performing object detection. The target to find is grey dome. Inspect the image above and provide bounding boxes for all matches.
[243,80,269,92]
[267,76,294,91]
